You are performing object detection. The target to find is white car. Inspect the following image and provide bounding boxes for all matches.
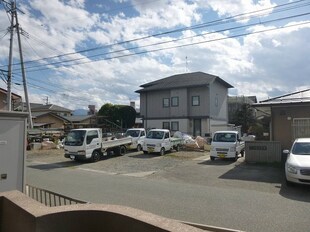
[284,138,310,186]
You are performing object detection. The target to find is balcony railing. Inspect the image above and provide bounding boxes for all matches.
[25,184,87,207]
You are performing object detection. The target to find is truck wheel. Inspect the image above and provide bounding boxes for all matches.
[160,148,165,156]
[241,150,245,157]
[210,156,215,161]
[175,145,180,152]
[143,150,148,154]
[137,144,142,152]
[119,146,127,156]
[234,153,239,162]
[91,150,101,162]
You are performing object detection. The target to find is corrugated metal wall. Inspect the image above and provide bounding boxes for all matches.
[245,141,282,163]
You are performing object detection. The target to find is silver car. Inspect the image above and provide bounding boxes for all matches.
[283,138,310,186]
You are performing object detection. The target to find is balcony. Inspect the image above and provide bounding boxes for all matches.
[0,190,206,232]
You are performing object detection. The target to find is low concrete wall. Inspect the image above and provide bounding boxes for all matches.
[0,191,204,232]
[245,141,282,163]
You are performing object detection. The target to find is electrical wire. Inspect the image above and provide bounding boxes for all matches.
[14,12,310,73]
[5,0,309,68]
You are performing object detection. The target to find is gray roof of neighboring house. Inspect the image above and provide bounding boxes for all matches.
[253,89,310,107]
[63,115,94,122]
[31,104,72,112]
[136,72,233,93]
[31,111,70,122]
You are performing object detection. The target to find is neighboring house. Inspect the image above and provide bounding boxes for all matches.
[136,72,233,136]
[32,112,70,129]
[228,95,257,123]
[31,104,72,117]
[23,103,73,130]
[253,89,310,149]
[0,87,22,110]
[63,115,97,130]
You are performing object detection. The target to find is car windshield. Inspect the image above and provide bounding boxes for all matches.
[125,130,140,137]
[146,131,164,139]
[64,130,86,146]
[292,142,310,155]
[213,133,237,142]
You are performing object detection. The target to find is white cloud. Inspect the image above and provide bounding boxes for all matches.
[196,0,275,22]
[1,0,309,110]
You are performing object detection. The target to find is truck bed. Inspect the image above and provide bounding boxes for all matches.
[170,137,183,145]
[101,137,132,150]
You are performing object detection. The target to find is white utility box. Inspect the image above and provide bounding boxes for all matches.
[0,111,28,192]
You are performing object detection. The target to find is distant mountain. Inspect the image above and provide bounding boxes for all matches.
[73,109,88,116]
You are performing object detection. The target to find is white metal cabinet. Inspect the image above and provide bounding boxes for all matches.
[0,111,28,192]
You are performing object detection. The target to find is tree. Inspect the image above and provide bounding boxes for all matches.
[230,103,256,134]
[98,103,136,129]
[119,106,136,128]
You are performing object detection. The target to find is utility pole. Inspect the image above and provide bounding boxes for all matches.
[6,0,15,111]
[2,0,33,128]
[15,4,33,128]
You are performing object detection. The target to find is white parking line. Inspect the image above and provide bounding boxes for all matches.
[121,171,156,177]
[77,167,117,175]
[193,155,210,161]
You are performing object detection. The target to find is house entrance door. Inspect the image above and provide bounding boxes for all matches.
[193,119,201,137]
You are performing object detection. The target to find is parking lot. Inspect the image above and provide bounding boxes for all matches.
[26,148,310,199]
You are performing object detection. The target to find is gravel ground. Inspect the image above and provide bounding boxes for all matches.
[26,148,208,176]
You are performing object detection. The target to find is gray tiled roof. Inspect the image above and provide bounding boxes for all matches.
[63,115,93,122]
[136,72,233,93]
[31,104,72,112]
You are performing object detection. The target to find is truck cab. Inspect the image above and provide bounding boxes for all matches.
[210,131,245,161]
[125,128,146,151]
[64,128,102,161]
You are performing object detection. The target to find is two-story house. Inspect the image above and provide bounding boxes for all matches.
[136,72,233,136]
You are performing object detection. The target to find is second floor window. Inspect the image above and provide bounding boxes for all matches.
[163,122,170,130]
[171,121,179,131]
[163,98,170,108]
[171,97,179,107]
[192,96,200,106]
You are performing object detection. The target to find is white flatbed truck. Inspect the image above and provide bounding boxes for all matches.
[64,128,132,162]
[142,129,183,155]
[125,128,146,151]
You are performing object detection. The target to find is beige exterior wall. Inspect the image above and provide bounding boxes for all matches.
[34,114,65,129]
[272,104,310,149]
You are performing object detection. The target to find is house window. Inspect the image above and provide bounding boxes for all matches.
[192,96,200,106]
[163,98,170,108]
[171,121,179,131]
[215,96,218,107]
[163,122,170,130]
[171,97,179,107]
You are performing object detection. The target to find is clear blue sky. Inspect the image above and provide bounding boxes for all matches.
[0,0,309,110]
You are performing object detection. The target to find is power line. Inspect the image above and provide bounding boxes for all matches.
[4,0,309,68]
[14,12,310,73]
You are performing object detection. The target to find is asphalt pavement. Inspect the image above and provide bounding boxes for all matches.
[26,149,310,232]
